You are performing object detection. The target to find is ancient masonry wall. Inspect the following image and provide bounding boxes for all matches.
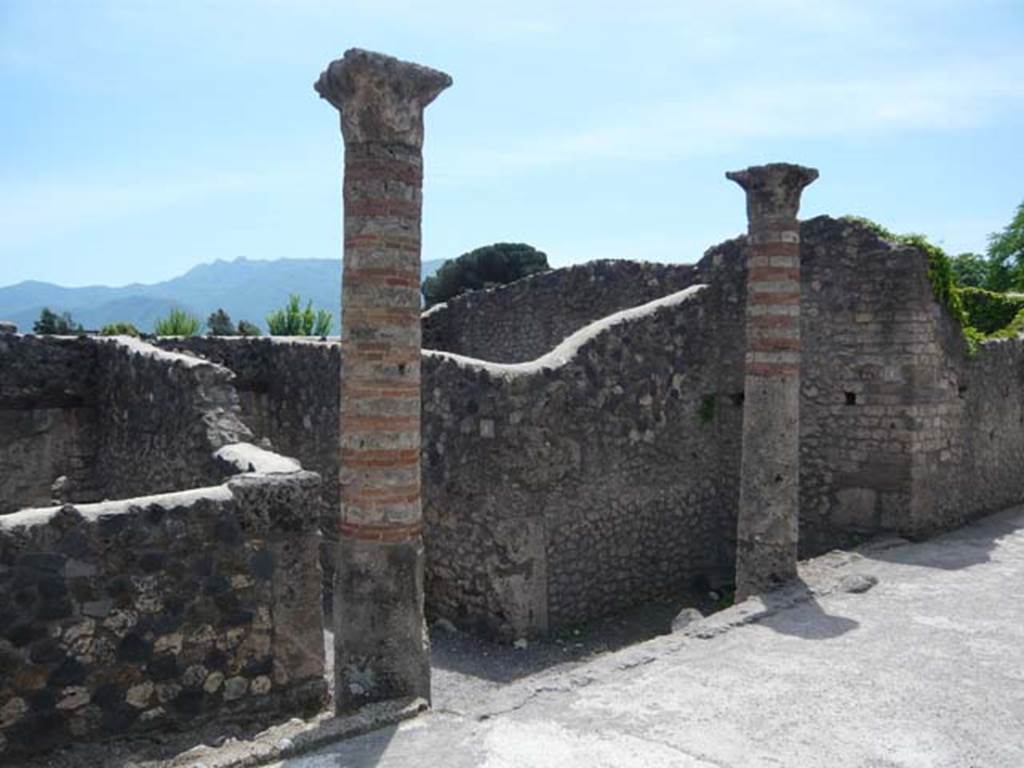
[797,218,934,550]
[0,471,326,760]
[422,260,700,363]
[0,337,327,759]
[91,338,253,502]
[151,337,339,535]
[0,336,254,513]
[0,337,101,513]
[137,218,1024,640]
[422,283,743,637]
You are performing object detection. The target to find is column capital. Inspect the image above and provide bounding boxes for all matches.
[315,48,452,148]
[726,162,819,222]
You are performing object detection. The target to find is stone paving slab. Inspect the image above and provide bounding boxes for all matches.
[278,507,1024,768]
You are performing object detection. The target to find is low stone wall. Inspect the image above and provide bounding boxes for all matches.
[0,467,326,760]
[92,338,253,502]
[422,260,699,363]
[152,337,340,533]
[0,336,254,514]
[0,337,101,514]
[0,409,99,514]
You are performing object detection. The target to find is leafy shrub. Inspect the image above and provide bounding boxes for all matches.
[206,308,236,336]
[958,288,1024,335]
[99,322,140,337]
[33,308,83,335]
[153,308,202,337]
[986,200,1024,292]
[422,243,549,308]
[237,320,261,337]
[266,294,333,336]
[949,252,989,288]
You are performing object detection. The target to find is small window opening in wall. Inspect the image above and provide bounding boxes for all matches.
[729,392,745,406]
[844,392,857,406]
[958,384,968,398]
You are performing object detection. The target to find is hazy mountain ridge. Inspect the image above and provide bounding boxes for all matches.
[0,258,446,333]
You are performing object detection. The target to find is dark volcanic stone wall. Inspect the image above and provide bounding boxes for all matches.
[127,219,1024,640]
[0,472,326,760]
[92,338,252,501]
[422,260,700,363]
[153,338,340,535]
[0,337,101,513]
[0,337,254,512]
[421,255,747,638]
[0,409,99,513]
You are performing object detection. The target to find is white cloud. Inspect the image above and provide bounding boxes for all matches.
[434,53,1024,179]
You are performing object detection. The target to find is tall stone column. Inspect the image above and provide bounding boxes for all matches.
[726,163,818,602]
[315,49,451,713]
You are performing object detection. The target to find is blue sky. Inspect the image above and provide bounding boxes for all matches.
[1,0,1022,287]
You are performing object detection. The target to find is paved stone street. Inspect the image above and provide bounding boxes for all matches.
[280,507,1024,768]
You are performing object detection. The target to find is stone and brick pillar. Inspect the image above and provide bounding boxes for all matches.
[315,49,451,713]
[726,163,818,601]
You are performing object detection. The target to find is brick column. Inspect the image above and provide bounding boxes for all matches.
[726,163,818,601]
[315,48,451,713]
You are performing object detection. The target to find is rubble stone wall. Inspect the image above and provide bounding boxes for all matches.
[0,471,326,760]
[0,337,254,514]
[422,260,700,363]
[0,337,100,514]
[29,217,1017,645]
[91,338,253,502]
[421,281,744,637]
[927,335,1024,531]
[152,338,340,536]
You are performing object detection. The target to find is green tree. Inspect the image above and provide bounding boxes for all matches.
[422,243,549,308]
[206,308,236,336]
[237,320,261,337]
[985,200,1024,292]
[33,308,83,335]
[266,294,333,336]
[949,252,988,288]
[153,308,202,337]
[99,322,140,337]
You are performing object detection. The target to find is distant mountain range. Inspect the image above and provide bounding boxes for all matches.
[0,258,446,334]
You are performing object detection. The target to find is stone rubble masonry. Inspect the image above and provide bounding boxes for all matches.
[727,163,818,601]
[0,335,254,514]
[151,336,341,604]
[6,221,1022,658]
[0,470,327,760]
[422,260,701,363]
[315,48,451,713]
[151,217,1024,641]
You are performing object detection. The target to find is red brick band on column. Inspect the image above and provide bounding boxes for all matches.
[337,520,425,542]
[745,223,802,377]
[340,141,424,544]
